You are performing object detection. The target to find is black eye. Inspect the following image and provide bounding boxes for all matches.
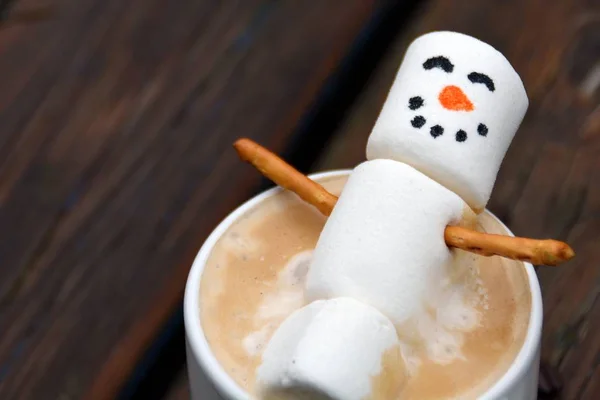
[423,56,454,73]
[468,72,495,92]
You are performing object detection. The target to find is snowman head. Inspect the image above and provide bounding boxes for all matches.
[366,31,528,212]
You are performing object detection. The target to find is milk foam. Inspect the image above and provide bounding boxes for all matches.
[243,251,312,355]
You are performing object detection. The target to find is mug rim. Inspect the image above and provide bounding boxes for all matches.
[184,169,543,400]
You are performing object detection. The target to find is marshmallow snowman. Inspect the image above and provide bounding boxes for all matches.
[257,31,528,399]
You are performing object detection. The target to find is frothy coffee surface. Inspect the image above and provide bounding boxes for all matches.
[200,175,531,399]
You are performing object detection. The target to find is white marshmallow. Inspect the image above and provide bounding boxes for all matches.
[306,159,465,327]
[256,297,404,400]
[366,31,528,211]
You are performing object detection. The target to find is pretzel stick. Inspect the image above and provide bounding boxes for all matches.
[234,138,574,266]
[234,138,337,216]
[444,227,574,266]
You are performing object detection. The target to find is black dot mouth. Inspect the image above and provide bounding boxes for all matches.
[408,96,488,142]
[430,125,444,138]
[409,96,424,110]
[411,115,426,128]
[477,123,488,136]
[456,130,467,142]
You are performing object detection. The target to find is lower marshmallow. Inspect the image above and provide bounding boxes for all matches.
[256,297,405,400]
[306,159,467,327]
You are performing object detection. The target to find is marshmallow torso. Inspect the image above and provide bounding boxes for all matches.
[366,31,528,211]
[305,159,466,326]
[257,297,404,400]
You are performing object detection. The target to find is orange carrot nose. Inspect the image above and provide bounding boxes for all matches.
[439,85,474,111]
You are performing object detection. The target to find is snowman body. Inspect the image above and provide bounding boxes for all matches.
[305,159,468,327]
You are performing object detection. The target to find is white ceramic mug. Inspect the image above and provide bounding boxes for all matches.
[184,170,543,400]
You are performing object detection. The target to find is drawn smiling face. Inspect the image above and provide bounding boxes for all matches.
[408,56,494,143]
[366,31,529,210]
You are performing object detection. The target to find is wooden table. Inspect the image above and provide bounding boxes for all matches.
[0,0,598,399]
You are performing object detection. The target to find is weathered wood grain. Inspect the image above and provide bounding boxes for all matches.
[314,0,600,398]
[164,369,190,400]
[0,1,391,398]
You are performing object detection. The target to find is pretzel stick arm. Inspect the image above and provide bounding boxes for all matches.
[445,226,574,266]
[234,138,337,216]
[233,138,575,266]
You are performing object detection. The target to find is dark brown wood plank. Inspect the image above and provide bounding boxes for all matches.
[0,1,390,398]
[314,0,600,398]
[164,368,190,400]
